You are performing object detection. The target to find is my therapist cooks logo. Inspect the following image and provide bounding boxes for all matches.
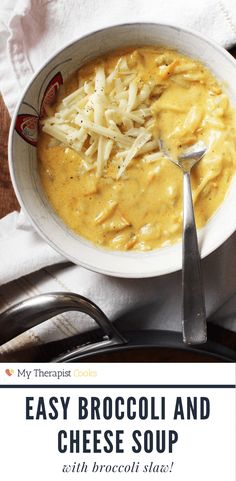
[5,369,14,377]
[5,368,97,380]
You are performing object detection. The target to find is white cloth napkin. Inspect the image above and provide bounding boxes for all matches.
[0,0,236,356]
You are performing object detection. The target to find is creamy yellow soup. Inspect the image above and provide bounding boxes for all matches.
[38,47,236,251]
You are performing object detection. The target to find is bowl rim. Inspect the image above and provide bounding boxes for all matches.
[8,21,236,278]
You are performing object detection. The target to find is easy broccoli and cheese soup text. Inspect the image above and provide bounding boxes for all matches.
[38,47,236,251]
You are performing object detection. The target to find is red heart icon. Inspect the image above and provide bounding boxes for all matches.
[5,369,14,376]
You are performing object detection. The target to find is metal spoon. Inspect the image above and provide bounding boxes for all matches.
[160,140,207,344]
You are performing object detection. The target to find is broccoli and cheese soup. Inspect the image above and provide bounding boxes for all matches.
[38,47,236,251]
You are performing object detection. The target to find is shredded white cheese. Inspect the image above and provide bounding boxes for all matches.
[117,132,151,178]
[41,57,160,177]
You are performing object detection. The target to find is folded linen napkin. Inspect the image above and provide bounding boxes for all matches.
[0,0,236,356]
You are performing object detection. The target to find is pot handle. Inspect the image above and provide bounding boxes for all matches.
[0,292,127,359]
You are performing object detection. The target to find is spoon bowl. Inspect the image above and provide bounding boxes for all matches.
[178,141,208,170]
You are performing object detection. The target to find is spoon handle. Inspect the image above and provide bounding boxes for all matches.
[182,171,207,344]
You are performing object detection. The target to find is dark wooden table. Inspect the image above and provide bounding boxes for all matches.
[1,49,236,361]
[0,96,19,216]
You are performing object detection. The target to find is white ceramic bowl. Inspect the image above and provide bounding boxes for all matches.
[9,23,236,278]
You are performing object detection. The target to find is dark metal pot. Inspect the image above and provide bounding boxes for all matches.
[0,292,235,362]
